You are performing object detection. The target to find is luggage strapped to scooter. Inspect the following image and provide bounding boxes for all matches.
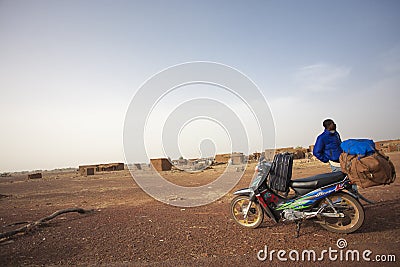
[268,152,294,193]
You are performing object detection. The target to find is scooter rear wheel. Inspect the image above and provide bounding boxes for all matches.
[230,195,264,228]
[317,192,364,234]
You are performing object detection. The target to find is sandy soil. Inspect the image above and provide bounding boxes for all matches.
[0,153,399,266]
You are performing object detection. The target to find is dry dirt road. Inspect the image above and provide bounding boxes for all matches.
[1,153,399,266]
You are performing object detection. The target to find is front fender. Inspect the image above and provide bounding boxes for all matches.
[233,188,252,196]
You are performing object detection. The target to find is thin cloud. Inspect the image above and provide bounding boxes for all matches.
[380,45,400,74]
[294,63,351,92]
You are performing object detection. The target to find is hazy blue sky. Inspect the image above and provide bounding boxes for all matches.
[1,0,399,171]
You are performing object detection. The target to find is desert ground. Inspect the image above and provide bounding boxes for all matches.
[1,153,399,266]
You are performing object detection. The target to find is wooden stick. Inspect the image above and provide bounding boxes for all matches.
[0,208,94,241]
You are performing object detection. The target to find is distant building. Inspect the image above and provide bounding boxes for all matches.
[214,153,245,165]
[215,153,231,164]
[375,139,400,153]
[133,163,142,170]
[78,163,124,176]
[253,152,261,161]
[265,147,307,160]
[173,159,188,166]
[150,158,172,171]
[264,149,276,161]
[28,173,42,179]
[231,152,245,165]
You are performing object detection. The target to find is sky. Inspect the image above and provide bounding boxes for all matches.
[1,0,399,172]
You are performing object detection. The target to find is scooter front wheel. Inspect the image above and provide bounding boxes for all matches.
[230,195,264,228]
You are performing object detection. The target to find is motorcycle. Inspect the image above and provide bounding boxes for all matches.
[230,154,365,236]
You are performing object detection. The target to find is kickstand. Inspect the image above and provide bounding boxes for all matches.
[295,221,302,238]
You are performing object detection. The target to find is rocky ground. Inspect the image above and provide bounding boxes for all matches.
[0,153,399,266]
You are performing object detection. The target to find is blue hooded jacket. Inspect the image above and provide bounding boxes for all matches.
[313,129,343,163]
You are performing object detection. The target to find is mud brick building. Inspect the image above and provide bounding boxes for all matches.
[79,163,125,176]
[28,173,42,179]
[214,153,245,165]
[231,152,245,165]
[150,158,172,171]
[375,139,400,153]
[214,153,231,164]
[264,147,308,160]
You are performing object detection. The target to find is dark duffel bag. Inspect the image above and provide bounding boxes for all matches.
[269,152,294,192]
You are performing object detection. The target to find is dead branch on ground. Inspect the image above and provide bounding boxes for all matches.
[0,208,94,241]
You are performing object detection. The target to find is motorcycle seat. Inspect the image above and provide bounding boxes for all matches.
[290,172,346,189]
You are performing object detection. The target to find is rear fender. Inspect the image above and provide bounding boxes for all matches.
[343,190,359,200]
[315,190,361,209]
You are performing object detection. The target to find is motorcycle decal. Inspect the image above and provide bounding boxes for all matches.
[335,183,345,191]
[276,199,313,211]
[262,191,279,204]
[276,181,348,211]
[256,195,267,208]
[256,194,279,223]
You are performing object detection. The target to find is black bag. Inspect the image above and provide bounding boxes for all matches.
[268,153,294,192]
